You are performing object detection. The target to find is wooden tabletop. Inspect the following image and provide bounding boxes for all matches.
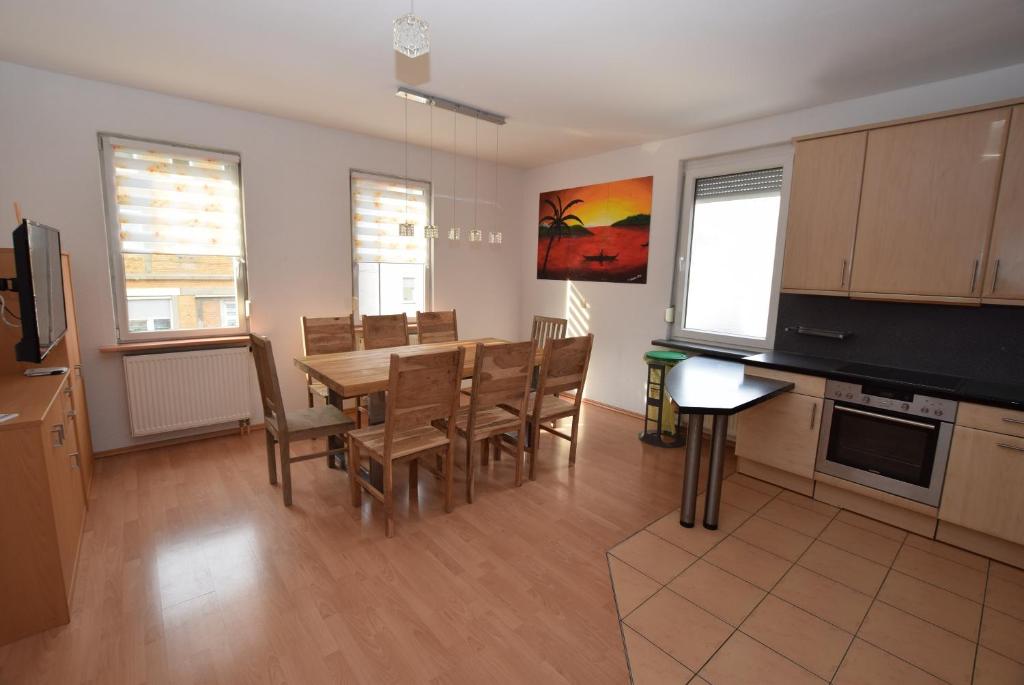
[294,337,512,398]
[665,357,794,415]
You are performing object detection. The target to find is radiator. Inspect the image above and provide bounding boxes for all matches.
[124,347,252,437]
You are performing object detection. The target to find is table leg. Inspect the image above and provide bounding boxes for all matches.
[680,413,704,528]
[703,414,730,530]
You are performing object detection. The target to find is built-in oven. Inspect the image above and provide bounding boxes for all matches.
[815,380,958,507]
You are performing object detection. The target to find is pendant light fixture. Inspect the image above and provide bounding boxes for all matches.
[469,115,483,242]
[448,109,460,241]
[424,99,438,239]
[393,0,430,59]
[489,122,502,244]
[399,94,415,237]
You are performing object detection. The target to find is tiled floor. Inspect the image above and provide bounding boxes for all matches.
[608,473,1024,684]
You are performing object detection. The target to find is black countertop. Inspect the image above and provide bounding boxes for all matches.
[664,357,794,414]
[650,339,1024,411]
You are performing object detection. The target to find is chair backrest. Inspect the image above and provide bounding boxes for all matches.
[250,334,288,433]
[416,309,458,344]
[383,348,466,446]
[468,340,535,415]
[535,334,594,405]
[301,314,356,355]
[362,313,410,350]
[531,315,567,349]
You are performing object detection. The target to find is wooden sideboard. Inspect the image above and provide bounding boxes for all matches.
[0,249,93,645]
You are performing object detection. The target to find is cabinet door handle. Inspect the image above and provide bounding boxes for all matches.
[74,364,82,379]
[1002,417,1024,425]
[809,403,818,430]
[991,259,1001,293]
[67,409,77,419]
[997,442,1024,453]
[50,424,64,447]
[840,258,848,287]
[68,452,80,469]
[970,259,979,293]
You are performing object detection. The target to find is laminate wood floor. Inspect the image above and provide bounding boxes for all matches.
[0,404,704,685]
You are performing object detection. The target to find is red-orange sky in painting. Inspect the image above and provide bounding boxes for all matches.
[538,176,652,227]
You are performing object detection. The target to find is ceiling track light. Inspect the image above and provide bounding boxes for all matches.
[396,87,507,126]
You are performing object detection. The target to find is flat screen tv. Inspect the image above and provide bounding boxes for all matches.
[12,220,67,363]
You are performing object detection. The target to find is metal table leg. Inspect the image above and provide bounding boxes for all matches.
[679,413,704,528]
[329,389,384,490]
[703,414,730,530]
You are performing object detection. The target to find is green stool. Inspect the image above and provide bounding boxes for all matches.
[640,349,687,447]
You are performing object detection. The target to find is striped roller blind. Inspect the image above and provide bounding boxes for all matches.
[695,167,784,201]
[352,172,430,265]
[105,137,243,257]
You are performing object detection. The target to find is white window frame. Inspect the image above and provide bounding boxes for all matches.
[99,133,250,343]
[349,169,434,319]
[671,145,793,350]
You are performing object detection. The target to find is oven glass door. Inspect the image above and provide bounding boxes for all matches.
[825,403,940,487]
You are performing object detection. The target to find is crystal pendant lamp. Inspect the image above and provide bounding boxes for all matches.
[393,2,429,59]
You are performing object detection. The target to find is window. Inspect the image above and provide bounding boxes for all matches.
[672,147,792,349]
[100,135,248,341]
[351,171,431,319]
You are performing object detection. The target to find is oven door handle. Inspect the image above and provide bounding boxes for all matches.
[834,404,937,430]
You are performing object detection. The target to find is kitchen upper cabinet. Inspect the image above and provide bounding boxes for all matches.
[735,391,823,479]
[850,108,1010,301]
[782,132,867,293]
[984,105,1024,303]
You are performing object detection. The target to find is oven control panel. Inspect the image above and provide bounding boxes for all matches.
[825,380,958,421]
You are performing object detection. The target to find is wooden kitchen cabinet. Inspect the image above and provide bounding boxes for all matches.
[735,391,823,480]
[984,105,1024,303]
[939,426,1024,546]
[850,108,1010,301]
[781,132,866,294]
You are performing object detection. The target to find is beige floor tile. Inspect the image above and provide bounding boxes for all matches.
[622,625,693,685]
[819,518,902,566]
[698,631,825,685]
[798,540,889,596]
[667,560,765,626]
[645,504,749,557]
[721,480,775,513]
[985,575,1024,621]
[610,530,697,584]
[771,565,872,633]
[833,639,944,685]
[725,473,781,497]
[904,533,988,570]
[609,556,662,618]
[858,602,977,685]
[974,646,1024,685]
[624,588,733,673]
[704,537,791,591]
[893,544,987,603]
[990,561,1024,587]
[740,595,852,680]
[835,509,907,542]
[757,498,832,537]
[776,490,838,517]
[732,516,813,562]
[980,608,1024,664]
[877,570,983,640]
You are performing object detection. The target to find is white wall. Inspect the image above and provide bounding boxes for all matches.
[520,62,1024,415]
[0,61,524,452]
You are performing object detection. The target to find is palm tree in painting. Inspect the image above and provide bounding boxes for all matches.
[539,195,585,276]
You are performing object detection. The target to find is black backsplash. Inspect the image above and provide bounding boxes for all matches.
[775,294,1024,385]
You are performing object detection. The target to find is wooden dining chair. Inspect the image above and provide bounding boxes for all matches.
[451,341,534,503]
[416,309,458,343]
[504,334,594,480]
[531,315,567,349]
[362,313,410,350]
[300,315,356,407]
[346,347,466,537]
[250,334,355,506]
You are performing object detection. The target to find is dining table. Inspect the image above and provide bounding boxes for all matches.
[294,337,515,486]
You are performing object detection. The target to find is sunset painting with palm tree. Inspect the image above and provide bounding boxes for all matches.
[536,176,653,283]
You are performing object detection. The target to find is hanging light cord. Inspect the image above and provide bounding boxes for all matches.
[452,109,457,231]
[429,100,434,226]
[474,115,479,230]
[403,93,409,226]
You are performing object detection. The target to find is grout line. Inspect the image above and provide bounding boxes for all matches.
[970,558,991,683]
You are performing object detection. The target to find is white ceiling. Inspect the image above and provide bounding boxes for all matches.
[2,0,1024,167]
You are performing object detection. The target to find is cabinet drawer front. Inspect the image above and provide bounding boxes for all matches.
[939,427,1024,546]
[956,402,1024,438]
[735,392,822,479]
[743,366,825,397]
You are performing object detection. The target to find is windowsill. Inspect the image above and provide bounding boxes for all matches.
[99,334,250,354]
[650,338,761,360]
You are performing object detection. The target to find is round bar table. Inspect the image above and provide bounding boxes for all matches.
[664,357,794,530]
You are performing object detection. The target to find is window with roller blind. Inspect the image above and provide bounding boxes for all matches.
[100,135,248,342]
[671,146,792,349]
[350,171,432,319]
